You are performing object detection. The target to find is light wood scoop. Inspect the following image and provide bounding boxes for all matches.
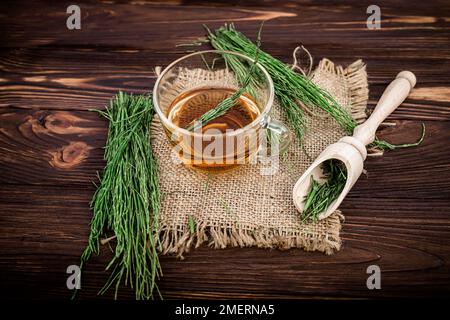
[293,71,416,220]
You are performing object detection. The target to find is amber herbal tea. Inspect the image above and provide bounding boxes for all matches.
[153,50,286,175]
[166,87,262,171]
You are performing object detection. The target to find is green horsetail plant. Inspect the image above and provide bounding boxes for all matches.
[205,23,356,144]
[79,92,161,300]
[205,23,425,151]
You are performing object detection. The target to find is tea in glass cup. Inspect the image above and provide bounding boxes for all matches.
[153,50,290,172]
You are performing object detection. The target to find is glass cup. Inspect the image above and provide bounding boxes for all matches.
[153,50,290,172]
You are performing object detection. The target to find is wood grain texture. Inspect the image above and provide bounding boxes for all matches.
[0,0,449,299]
[1,185,449,299]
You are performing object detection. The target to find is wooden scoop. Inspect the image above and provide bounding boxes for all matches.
[293,71,416,220]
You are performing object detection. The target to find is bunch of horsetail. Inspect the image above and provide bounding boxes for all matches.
[205,23,355,144]
[79,92,161,300]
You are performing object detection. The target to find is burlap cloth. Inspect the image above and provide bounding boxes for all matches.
[152,58,368,257]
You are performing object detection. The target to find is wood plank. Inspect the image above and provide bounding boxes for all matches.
[0,185,449,299]
[1,48,449,116]
[2,1,449,49]
[0,108,107,185]
[1,1,449,108]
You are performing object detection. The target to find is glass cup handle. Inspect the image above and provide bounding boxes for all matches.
[263,118,292,155]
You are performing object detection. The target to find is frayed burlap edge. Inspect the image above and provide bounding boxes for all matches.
[154,59,369,258]
[157,211,345,258]
[315,58,368,124]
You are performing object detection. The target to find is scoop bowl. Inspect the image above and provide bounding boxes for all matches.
[292,138,365,220]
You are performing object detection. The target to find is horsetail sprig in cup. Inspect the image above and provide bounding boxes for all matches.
[186,23,263,132]
[185,70,256,131]
[79,92,162,300]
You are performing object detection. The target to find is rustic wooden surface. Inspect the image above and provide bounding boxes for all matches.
[1,0,449,299]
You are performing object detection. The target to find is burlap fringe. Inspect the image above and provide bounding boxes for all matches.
[315,58,369,124]
[344,60,369,124]
[158,211,344,258]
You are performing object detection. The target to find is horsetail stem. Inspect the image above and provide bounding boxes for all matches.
[371,123,426,150]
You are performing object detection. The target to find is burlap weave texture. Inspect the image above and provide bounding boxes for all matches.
[152,58,368,257]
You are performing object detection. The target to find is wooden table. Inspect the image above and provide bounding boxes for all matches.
[1,0,449,300]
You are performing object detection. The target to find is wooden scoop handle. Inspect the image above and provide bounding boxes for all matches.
[353,71,416,145]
